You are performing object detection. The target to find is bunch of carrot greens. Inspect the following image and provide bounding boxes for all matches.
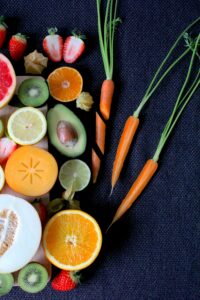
[110,17,200,193]
[108,28,200,229]
[92,0,121,183]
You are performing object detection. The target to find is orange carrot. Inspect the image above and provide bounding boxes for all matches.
[96,112,106,155]
[109,159,158,229]
[92,149,101,184]
[100,79,115,121]
[111,115,139,190]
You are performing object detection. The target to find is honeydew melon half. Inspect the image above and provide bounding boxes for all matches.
[0,194,42,273]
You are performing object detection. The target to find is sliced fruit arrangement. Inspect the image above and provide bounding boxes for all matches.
[43,210,102,271]
[9,33,27,61]
[7,107,47,145]
[0,16,7,48]
[43,28,63,62]
[0,137,17,164]
[5,146,58,197]
[47,67,83,102]
[63,30,85,63]
[0,194,42,273]
[18,262,48,293]
[0,53,16,108]
[59,159,91,192]
[47,104,86,157]
[18,78,49,107]
[51,270,80,291]
[0,273,14,296]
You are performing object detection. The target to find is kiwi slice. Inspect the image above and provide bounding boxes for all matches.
[0,273,14,296]
[18,263,48,293]
[18,78,49,107]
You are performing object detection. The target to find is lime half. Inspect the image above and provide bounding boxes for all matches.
[59,159,91,192]
[7,107,47,145]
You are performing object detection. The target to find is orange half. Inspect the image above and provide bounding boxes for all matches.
[47,67,83,102]
[43,210,102,270]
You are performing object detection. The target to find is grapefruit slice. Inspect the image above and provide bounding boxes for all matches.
[0,54,16,108]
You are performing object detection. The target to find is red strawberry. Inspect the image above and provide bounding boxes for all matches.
[43,28,63,62]
[51,270,80,292]
[32,199,47,227]
[9,33,27,61]
[0,137,17,164]
[0,16,7,48]
[63,30,85,63]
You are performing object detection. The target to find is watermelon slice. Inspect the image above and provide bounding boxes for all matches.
[0,54,16,108]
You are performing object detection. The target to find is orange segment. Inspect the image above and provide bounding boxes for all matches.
[47,67,83,102]
[43,210,102,270]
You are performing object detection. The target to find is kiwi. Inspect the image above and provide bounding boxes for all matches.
[18,78,49,107]
[0,273,14,296]
[18,263,48,293]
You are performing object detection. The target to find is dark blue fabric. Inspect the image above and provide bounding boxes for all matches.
[1,0,200,299]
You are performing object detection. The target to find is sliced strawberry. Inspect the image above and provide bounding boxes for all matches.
[51,270,80,292]
[43,28,63,62]
[9,33,27,61]
[0,137,17,164]
[0,16,7,48]
[63,31,85,63]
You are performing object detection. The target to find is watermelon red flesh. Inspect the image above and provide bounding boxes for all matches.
[0,54,16,105]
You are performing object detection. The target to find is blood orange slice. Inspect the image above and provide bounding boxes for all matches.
[0,54,16,108]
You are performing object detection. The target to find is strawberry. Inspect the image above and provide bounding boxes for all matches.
[9,33,27,61]
[0,137,17,164]
[63,30,85,63]
[0,16,7,48]
[42,28,63,62]
[51,270,80,292]
[32,199,47,227]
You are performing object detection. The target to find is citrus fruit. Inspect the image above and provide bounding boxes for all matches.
[59,159,91,192]
[0,194,42,273]
[43,210,102,270]
[0,166,5,191]
[47,67,83,102]
[5,146,58,197]
[7,107,47,145]
[0,53,16,108]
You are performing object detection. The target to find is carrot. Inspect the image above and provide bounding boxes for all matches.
[108,34,200,230]
[92,149,101,184]
[110,18,200,192]
[92,0,121,183]
[111,115,139,190]
[96,112,106,155]
[100,79,115,121]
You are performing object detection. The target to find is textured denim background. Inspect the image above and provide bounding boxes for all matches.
[1,0,200,299]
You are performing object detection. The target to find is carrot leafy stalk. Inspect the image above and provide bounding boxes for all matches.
[108,34,200,230]
[110,17,200,192]
[92,0,121,183]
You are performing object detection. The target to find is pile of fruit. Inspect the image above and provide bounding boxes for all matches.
[0,16,101,296]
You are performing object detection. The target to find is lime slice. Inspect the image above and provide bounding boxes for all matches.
[59,159,91,192]
[0,166,5,191]
[7,107,47,145]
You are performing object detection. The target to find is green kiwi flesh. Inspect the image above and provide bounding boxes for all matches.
[0,273,14,296]
[18,263,48,293]
[18,78,49,107]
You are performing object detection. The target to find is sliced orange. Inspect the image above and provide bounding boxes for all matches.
[43,210,102,271]
[47,67,83,102]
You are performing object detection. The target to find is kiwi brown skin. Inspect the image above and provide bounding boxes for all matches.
[18,78,49,107]
[0,273,14,296]
[18,262,48,293]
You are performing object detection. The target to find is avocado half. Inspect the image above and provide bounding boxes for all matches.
[47,104,87,157]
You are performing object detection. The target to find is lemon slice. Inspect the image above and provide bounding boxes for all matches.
[7,107,47,145]
[59,159,91,192]
[0,166,5,191]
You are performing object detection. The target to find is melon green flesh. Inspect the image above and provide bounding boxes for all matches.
[0,273,14,296]
[0,195,42,273]
[47,104,87,157]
